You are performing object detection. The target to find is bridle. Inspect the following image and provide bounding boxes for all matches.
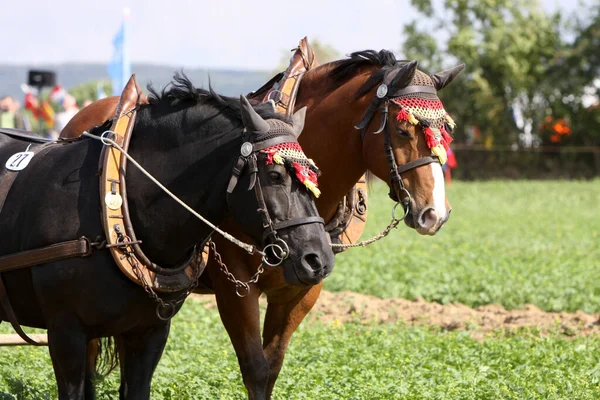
[355,65,441,211]
[226,129,324,266]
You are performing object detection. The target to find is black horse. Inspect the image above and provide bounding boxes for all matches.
[0,75,334,399]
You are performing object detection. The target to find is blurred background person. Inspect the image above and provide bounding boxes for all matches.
[0,96,28,130]
[52,94,79,135]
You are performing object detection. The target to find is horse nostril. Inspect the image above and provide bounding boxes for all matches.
[302,254,322,272]
[417,207,437,230]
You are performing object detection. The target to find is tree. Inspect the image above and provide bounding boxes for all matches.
[68,81,112,106]
[402,0,565,146]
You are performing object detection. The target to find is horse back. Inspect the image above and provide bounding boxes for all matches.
[0,135,103,254]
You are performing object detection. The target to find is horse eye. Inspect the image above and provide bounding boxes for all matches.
[268,171,284,183]
[396,127,411,138]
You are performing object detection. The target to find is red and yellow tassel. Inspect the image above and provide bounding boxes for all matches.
[424,126,438,149]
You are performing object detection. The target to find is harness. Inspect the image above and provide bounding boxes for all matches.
[354,63,441,205]
[226,127,324,266]
[0,76,324,344]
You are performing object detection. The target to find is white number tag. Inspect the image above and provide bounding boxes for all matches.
[5,151,35,171]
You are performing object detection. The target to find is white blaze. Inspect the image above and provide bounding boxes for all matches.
[430,163,447,219]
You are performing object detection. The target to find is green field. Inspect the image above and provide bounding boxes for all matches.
[1,303,600,399]
[329,180,600,313]
[0,180,599,399]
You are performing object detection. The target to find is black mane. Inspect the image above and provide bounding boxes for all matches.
[326,50,408,99]
[147,72,283,122]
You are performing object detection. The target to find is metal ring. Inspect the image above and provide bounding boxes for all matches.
[100,130,115,146]
[262,239,290,267]
[274,239,289,260]
[155,302,177,321]
[267,90,281,102]
[392,192,410,222]
[235,283,251,298]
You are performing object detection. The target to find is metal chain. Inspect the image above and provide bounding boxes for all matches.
[127,244,206,320]
[209,240,265,298]
[330,201,408,250]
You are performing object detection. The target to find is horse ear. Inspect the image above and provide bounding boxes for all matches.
[430,64,465,91]
[240,95,270,134]
[291,107,307,138]
[390,60,419,89]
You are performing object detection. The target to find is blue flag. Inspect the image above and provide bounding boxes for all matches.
[107,15,131,96]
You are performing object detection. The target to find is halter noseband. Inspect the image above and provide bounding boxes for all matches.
[227,130,324,266]
[355,67,441,207]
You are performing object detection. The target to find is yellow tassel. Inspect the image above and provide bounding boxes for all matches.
[408,112,419,125]
[431,144,447,165]
[304,180,321,198]
[445,114,456,129]
[273,153,284,165]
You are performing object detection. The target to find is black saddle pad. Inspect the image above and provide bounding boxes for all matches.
[0,128,53,144]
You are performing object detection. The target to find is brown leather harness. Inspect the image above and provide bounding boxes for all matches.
[0,75,325,342]
[354,66,441,206]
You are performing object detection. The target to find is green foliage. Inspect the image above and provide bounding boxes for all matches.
[402,0,600,147]
[0,302,599,398]
[327,180,600,312]
[68,81,112,106]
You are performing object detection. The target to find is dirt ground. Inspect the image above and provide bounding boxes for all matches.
[191,290,600,338]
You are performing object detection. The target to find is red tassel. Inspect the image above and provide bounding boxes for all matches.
[396,107,410,122]
[441,138,450,151]
[424,126,437,149]
[441,127,454,146]
[292,161,319,186]
[264,149,276,164]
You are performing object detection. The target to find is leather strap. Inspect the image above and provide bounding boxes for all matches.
[255,37,317,117]
[0,128,55,144]
[0,237,93,272]
[272,216,324,231]
[0,275,42,345]
[253,135,299,151]
[389,85,437,97]
[396,156,440,175]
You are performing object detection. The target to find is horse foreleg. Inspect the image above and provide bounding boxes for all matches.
[84,339,100,400]
[213,278,268,400]
[47,314,89,400]
[118,323,170,400]
[262,283,322,399]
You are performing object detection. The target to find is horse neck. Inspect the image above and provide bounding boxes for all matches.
[125,104,241,266]
[296,65,375,221]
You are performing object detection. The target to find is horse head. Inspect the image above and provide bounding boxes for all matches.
[355,57,464,235]
[226,96,334,286]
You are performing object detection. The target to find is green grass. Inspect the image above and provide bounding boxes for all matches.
[1,180,599,398]
[0,301,599,399]
[327,180,600,313]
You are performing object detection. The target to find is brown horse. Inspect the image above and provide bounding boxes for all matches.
[62,50,463,399]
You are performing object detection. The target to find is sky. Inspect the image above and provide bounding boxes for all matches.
[0,0,581,71]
